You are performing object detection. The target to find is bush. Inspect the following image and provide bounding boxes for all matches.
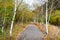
[50,10,60,26]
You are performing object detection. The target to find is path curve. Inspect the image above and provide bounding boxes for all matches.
[18,24,44,40]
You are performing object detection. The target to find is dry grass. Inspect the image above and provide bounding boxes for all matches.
[12,23,29,40]
[34,22,60,40]
[5,22,60,40]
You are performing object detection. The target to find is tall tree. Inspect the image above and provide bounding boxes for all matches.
[10,0,23,36]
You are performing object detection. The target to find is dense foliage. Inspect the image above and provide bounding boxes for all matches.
[0,0,60,28]
[50,10,60,26]
[0,0,60,40]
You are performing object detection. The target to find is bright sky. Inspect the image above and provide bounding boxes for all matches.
[24,0,33,5]
[23,0,47,10]
[23,0,47,5]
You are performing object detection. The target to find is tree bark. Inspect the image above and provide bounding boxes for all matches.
[10,0,23,36]
[48,0,54,23]
[46,1,48,34]
[41,6,44,24]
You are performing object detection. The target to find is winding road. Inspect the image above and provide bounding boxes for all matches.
[18,24,44,40]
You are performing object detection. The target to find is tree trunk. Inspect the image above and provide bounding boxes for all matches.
[10,0,17,36]
[10,0,23,36]
[46,1,48,34]
[41,6,44,24]
[48,0,54,23]
[2,17,5,33]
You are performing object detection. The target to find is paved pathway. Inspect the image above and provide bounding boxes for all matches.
[18,24,44,40]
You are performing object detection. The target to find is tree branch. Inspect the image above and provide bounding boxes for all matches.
[17,0,23,9]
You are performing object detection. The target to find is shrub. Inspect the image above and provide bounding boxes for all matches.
[50,10,60,26]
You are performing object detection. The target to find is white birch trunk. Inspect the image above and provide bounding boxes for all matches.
[10,0,17,36]
[34,15,36,23]
[2,6,6,33]
[10,0,23,36]
[2,17,5,33]
[46,1,48,34]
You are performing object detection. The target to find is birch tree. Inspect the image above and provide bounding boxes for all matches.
[46,0,48,34]
[40,6,44,24]
[48,0,59,23]
[10,0,23,36]
[0,0,5,33]
[48,0,54,24]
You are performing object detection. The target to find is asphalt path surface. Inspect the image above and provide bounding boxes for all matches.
[18,24,44,40]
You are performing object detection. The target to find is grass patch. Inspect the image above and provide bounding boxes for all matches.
[0,23,28,40]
